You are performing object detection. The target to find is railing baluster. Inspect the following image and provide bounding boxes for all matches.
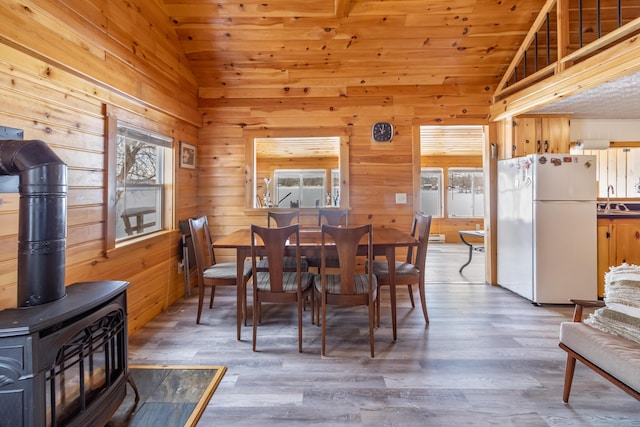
[535,33,539,72]
[546,13,551,65]
[597,0,601,38]
[618,0,622,28]
[579,0,583,48]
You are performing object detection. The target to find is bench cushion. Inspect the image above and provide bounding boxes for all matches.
[560,322,640,392]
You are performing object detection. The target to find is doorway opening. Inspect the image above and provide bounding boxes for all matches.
[419,125,487,283]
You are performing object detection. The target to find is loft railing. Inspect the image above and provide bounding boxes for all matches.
[494,0,640,102]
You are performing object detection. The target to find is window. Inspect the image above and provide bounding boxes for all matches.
[576,147,640,198]
[114,125,173,242]
[420,168,443,217]
[274,169,326,208]
[248,132,349,209]
[448,168,484,218]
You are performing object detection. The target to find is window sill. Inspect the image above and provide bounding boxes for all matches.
[243,207,350,220]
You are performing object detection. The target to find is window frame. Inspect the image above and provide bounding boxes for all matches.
[273,169,327,208]
[420,167,444,218]
[105,110,175,250]
[447,167,484,218]
[244,128,351,211]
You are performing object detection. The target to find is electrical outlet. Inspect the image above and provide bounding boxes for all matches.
[395,193,407,204]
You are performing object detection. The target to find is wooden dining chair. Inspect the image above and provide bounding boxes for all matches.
[250,223,314,352]
[370,212,432,333]
[318,208,349,227]
[314,224,377,357]
[257,210,308,272]
[307,209,349,270]
[189,216,252,326]
[267,210,300,227]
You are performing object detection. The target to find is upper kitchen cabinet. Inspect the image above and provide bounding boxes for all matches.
[511,116,570,158]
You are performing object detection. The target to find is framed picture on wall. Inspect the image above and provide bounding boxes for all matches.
[179,141,196,169]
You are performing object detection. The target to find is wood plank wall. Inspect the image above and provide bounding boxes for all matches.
[0,1,200,335]
[199,92,493,261]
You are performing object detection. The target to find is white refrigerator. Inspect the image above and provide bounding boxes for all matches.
[497,154,597,304]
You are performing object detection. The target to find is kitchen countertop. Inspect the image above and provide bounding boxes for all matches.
[597,201,640,219]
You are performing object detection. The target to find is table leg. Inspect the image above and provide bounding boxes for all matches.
[386,247,398,342]
[459,232,474,273]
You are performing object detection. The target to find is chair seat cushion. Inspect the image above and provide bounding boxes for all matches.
[370,260,419,279]
[256,256,308,270]
[314,274,377,295]
[203,260,251,280]
[560,321,640,393]
[255,271,314,292]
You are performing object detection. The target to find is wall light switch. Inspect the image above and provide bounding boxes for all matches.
[395,193,407,204]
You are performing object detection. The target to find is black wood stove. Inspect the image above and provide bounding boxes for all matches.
[0,140,130,426]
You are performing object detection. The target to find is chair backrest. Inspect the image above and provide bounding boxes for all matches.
[318,208,349,227]
[321,224,373,295]
[251,224,301,293]
[408,212,432,270]
[267,210,300,227]
[188,216,215,286]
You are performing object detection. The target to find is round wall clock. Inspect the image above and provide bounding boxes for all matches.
[372,122,394,142]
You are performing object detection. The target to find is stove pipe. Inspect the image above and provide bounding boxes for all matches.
[0,140,67,307]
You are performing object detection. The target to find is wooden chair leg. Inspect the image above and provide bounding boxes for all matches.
[298,297,303,353]
[369,301,375,358]
[252,289,259,352]
[196,284,205,324]
[209,286,216,308]
[563,353,577,403]
[407,284,415,308]
[376,284,382,327]
[418,282,429,324]
[321,300,327,356]
[242,281,248,326]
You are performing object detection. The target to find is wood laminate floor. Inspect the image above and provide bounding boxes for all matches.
[128,243,640,426]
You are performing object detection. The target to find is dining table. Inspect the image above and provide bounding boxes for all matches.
[213,225,422,342]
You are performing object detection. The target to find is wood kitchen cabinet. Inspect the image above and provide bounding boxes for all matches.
[597,218,640,297]
[511,116,570,158]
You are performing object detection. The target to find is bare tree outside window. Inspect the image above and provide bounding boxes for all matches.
[116,126,171,241]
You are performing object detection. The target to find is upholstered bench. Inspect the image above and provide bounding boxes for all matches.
[559,299,640,402]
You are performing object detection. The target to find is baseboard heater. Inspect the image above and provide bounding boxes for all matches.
[429,233,445,242]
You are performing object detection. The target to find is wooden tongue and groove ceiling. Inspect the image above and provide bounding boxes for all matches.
[160,0,547,98]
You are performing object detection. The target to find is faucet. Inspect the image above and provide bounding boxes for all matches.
[606,185,614,211]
